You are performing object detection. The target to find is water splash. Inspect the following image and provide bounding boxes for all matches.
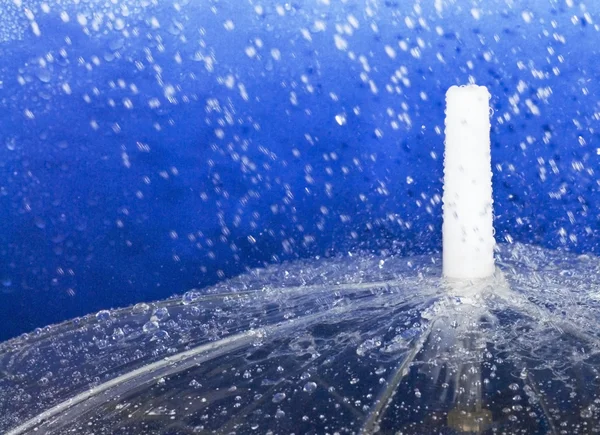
[2,244,600,433]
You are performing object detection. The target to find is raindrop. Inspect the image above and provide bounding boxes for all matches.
[34,68,51,83]
[335,113,347,126]
[356,337,381,356]
[272,392,286,403]
[95,310,111,322]
[96,339,108,349]
[581,407,594,419]
[153,330,170,341]
[132,303,150,314]
[5,137,16,150]
[108,38,124,51]
[112,328,124,341]
[182,290,201,305]
[114,18,125,30]
[143,320,159,333]
[303,382,317,393]
[34,217,46,229]
[153,307,169,321]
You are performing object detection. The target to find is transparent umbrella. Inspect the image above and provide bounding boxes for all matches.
[2,244,600,434]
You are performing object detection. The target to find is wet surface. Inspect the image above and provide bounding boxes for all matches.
[2,244,600,433]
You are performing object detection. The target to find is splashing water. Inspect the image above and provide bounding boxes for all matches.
[1,243,600,433]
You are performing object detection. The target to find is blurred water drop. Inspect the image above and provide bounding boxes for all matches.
[153,307,169,321]
[335,113,347,126]
[34,217,46,229]
[272,392,286,403]
[95,310,111,322]
[108,38,124,51]
[132,303,150,314]
[5,137,16,151]
[182,290,201,305]
[152,330,170,341]
[356,337,381,356]
[111,328,124,341]
[113,18,125,30]
[34,68,51,83]
[142,320,159,333]
[303,382,317,393]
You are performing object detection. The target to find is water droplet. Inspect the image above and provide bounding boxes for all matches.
[108,38,124,51]
[114,18,125,30]
[153,307,169,321]
[95,310,111,322]
[95,339,108,349]
[132,302,150,314]
[335,113,347,126]
[581,407,594,418]
[272,392,286,403]
[5,137,16,151]
[356,337,381,356]
[112,328,124,340]
[143,320,159,333]
[414,389,422,398]
[182,290,201,305]
[303,382,317,393]
[34,68,51,83]
[34,216,46,229]
[153,329,170,341]
[375,367,386,375]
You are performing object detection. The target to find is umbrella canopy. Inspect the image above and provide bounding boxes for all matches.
[2,243,599,434]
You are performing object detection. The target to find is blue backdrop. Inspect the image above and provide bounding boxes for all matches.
[1,0,599,341]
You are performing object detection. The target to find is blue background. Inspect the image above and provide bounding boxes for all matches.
[1,0,598,341]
